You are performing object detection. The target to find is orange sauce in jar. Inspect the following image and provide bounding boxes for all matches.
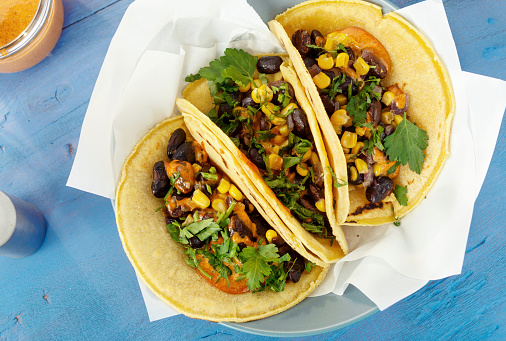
[0,0,39,47]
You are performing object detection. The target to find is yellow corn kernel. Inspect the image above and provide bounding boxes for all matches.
[280,102,298,117]
[264,85,274,102]
[279,139,290,149]
[328,32,348,44]
[252,79,263,88]
[382,110,395,125]
[335,52,350,68]
[343,115,353,127]
[342,147,350,154]
[317,53,334,70]
[313,72,331,89]
[268,153,283,170]
[394,115,404,126]
[212,198,227,213]
[355,126,366,136]
[272,134,287,145]
[261,102,278,116]
[355,158,369,174]
[266,71,283,83]
[336,94,348,106]
[266,229,277,243]
[324,37,338,51]
[373,163,382,177]
[315,199,326,212]
[252,84,273,103]
[301,149,312,162]
[270,116,286,126]
[296,163,309,177]
[310,152,320,166]
[228,184,243,201]
[341,131,358,149]
[330,109,349,133]
[233,106,248,118]
[271,145,280,155]
[192,163,202,173]
[238,82,251,92]
[353,57,370,76]
[279,124,289,137]
[192,189,210,208]
[351,141,364,155]
[217,179,231,194]
[349,166,358,182]
[381,91,395,106]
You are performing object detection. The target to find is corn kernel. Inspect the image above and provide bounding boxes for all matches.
[317,53,334,70]
[313,72,331,89]
[217,179,231,194]
[192,189,210,208]
[266,229,277,243]
[342,147,350,154]
[279,124,289,137]
[351,141,364,155]
[252,84,273,103]
[310,152,320,166]
[228,184,243,201]
[270,116,286,126]
[238,82,251,92]
[324,37,338,51]
[315,199,326,212]
[261,102,279,116]
[233,106,249,118]
[343,115,353,127]
[349,166,358,182]
[341,131,358,149]
[381,91,395,106]
[272,134,287,145]
[336,94,348,106]
[328,32,348,44]
[280,139,290,149]
[252,79,263,88]
[301,149,312,162]
[382,110,395,125]
[373,163,382,177]
[335,52,350,68]
[355,126,366,136]
[330,109,349,133]
[212,198,227,213]
[355,158,369,174]
[271,145,280,155]
[394,115,404,126]
[280,102,298,117]
[353,57,370,76]
[268,153,283,170]
[192,163,202,173]
[266,71,283,83]
[296,163,309,177]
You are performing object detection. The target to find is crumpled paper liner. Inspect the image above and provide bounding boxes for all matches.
[67,0,506,320]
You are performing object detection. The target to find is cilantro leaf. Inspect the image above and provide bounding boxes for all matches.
[383,114,429,174]
[239,244,280,291]
[393,185,408,206]
[327,166,348,188]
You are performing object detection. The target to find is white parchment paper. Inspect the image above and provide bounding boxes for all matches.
[67,0,506,320]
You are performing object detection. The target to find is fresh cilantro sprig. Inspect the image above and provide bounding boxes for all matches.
[347,79,381,126]
[393,185,408,206]
[383,113,429,174]
[361,123,385,155]
[327,166,348,189]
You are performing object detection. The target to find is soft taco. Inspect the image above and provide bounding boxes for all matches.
[269,0,454,225]
[178,50,349,263]
[115,115,328,322]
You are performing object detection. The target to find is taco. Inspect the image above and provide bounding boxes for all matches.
[269,0,455,225]
[178,49,349,263]
[115,115,328,322]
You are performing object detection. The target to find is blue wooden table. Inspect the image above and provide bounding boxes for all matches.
[1,0,505,340]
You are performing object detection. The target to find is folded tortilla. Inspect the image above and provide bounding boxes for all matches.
[179,53,349,262]
[115,115,328,322]
[270,0,455,225]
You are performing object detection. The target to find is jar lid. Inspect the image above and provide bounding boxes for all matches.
[0,0,51,59]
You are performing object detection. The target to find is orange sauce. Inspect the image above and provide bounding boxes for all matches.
[0,0,39,47]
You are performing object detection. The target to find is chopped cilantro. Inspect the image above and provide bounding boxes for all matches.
[393,185,408,206]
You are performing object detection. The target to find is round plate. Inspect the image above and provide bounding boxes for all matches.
[221,0,398,336]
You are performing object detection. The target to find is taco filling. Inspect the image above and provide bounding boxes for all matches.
[184,50,341,244]
[151,127,314,294]
[290,27,429,207]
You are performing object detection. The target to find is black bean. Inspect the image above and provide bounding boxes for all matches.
[286,252,305,283]
[172,141,195,164]
[361,49,388,79]
[286,113,295,132]
[229,91,242,104]
[228,214,254,240]
[300,196,316,211]
[151,161,170,198]
[303,56,317,70]
[311,30,324,45]
[218,102,233,117]
[292,29,312,56]
[308,64,322,78]
[229,122,242,137]
[320,94,336,116]
[368,99,382,127]
[384,124,396,138]
[340,76,359,96]
[257,56,283,74]
[269,80,295,105]
[366,176,394,203]
[241,92,259,109]
[292,108,310,137]
[189,236,205,249]
[167,128,186,158]
[309,184,324,203]
[248,147,266,169]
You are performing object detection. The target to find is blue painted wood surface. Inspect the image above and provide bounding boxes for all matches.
[0,0,505,340]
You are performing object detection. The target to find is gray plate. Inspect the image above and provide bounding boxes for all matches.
[220,0,398,337]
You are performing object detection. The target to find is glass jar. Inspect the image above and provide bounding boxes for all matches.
[0,0,64,73]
